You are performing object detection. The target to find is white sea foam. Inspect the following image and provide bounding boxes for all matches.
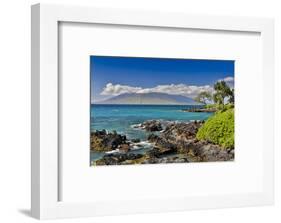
[105,149,120,154]
[130,123,142,129]
[131,141,153,150]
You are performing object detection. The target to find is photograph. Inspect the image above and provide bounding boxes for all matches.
[90,56,235,166]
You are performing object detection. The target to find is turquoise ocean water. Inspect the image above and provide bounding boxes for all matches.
[90,104,213,162]
[91,104,213,140]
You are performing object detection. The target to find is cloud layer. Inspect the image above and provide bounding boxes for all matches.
[220,76,234,88]
[101,83,142,96]
[100,76,234,98]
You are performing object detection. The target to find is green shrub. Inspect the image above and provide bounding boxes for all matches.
[219,103,234,112]
[205,104,217,109]
[205,103,234,111]
[196,108,234,149]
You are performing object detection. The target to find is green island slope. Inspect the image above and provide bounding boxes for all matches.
[196,108,234,149]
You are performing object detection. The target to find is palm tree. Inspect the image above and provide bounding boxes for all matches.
[194,91,212,105]
[213,81,232,106]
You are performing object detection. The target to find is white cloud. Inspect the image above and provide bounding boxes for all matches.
[220,76,234,88]
[223,76,234,82]
[101,83,213,98]
[100,83,142,96]
[100,76,234,98]
[137,84,213,98]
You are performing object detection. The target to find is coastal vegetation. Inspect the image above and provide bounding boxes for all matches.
[194,91,212,105]
[196,108,234,149]
[195,80,235,149]
[213,81,234,106]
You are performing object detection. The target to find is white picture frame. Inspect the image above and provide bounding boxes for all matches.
[31,3,274,220]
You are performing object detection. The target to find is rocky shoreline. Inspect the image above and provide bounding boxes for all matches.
[91,120,234,166]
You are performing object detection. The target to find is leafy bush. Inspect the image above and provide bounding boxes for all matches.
[196,108,234,149]
[205,104,217,109]
[205,103,234,111]
[219,103,234,112]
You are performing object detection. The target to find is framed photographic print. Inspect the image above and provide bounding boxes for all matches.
[90,56,235,166]
[31,4,274,219]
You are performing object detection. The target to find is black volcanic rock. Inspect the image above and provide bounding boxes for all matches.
[140,120,163,131]
[91,130,127,151]
[95,153,144,165]
[147,121,234,162]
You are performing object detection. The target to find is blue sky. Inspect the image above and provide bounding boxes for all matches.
[90,56,234,102]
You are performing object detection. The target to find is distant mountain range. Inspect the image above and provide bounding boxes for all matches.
[95,92,199,105]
